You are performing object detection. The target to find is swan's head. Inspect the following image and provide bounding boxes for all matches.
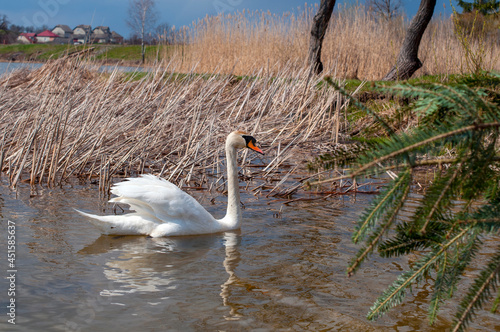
[227,131,264,154]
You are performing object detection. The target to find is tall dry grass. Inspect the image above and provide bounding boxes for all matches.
[2,4,498,194]
[162,3,499,79]
[0,57,356,194]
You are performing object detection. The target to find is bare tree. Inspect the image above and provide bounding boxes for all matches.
[367,0,402,21]
[126,0,158,64]
[0,14,8,30]
[0,14,9,44]
[308,0,336,75]
[155,22,172,44]
[382,0,436,80]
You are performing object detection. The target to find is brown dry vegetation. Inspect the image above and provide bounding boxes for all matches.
[1,3,498,195]
[161,4,499,79]
[0,57,357,195]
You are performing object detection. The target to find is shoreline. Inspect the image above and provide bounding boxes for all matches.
[0,57,146,67]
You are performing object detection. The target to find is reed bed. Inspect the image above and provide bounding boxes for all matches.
[160,4,499,79]
[5,4,495,196]
[0,57,356,196]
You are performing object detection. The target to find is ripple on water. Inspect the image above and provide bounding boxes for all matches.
[0,181,497,331]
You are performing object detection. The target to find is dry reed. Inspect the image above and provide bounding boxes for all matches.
[0,57,354,195]
[3,4,497,195]
[158,3,499,79]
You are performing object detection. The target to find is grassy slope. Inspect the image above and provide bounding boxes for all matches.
[0,44,178,63]
[0,44,92,60]
[94,45,176,62]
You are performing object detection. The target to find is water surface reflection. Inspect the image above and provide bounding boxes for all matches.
[0,181,498,331]
[0,61,149,78]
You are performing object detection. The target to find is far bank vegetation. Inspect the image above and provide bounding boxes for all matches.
[140,3,498,79]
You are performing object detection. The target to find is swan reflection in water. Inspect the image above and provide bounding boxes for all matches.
[79,232,242,318]
[219,232,243,319]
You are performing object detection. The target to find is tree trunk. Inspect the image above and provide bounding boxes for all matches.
[382,0,436,81]
[141,7,146,64]
[309,0,336,75]
[141,41,145,64]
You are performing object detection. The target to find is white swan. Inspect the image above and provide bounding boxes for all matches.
[76,131,263,237]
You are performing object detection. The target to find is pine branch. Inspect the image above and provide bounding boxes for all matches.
[457,197,500,232]
[378,237,431,257]
[382,81,500,124]
[352,123,500,178]
[352,170,410,244]
[348,173,410,276]
[378,221,447,258]
[382,84,472,118]
[419,165,461,234]
[469,218,500,230]
[492,290,500,313]
[429,230,481,325]
[309,156,500,187]
[434,83,479,117]
[338,74,499,327]
[430,251,450,325]
[452,245,500,332]
[367,227,472,320]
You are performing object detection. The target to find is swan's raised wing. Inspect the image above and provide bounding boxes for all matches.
[109,174,216,225]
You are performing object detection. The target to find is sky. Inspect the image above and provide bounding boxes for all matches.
[1,0,460,37]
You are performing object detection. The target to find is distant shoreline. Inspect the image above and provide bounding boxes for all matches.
[0,44,161,67]
[0,56,148,69]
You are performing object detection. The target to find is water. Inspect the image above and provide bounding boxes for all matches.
[0,62,43,76]
[0,179,498,331]
[0,61,149,77]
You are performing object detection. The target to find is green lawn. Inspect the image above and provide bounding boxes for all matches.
[0,44,91,60]
[0,44,179,63]
[95,45,144,61]
[95,45,177,62]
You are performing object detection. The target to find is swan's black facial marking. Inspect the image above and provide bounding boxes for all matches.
[242,135,256,147]
[242,135,264,155]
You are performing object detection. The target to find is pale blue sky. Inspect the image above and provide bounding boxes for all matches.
[2,0,459,37]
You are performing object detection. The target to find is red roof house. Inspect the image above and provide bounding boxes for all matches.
[17,33,37,44]
[36,30,59,43]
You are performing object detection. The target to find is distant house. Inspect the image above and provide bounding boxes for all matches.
[110,31,124,44]
[52,25,73,38]
[35,23,123,45]
[35,30,59,43]
[73,24,92,44]
[52,37,71,45]
[17,33,37,44]
[91,26,111,44]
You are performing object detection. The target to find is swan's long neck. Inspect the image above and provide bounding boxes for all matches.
[222,142,242,228]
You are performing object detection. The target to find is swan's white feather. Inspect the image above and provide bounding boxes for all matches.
[77,174,225,237]
[110,175,215,224]
[75,209,158,235]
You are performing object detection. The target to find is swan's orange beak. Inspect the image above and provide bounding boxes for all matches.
[247,141,264,155]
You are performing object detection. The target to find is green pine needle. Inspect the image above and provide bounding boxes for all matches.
[316,72,500,329]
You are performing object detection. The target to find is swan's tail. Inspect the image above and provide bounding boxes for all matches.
[74,209,156,236]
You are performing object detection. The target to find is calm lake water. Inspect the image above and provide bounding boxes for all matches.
[0,61,147,77]
[0,62,43,76]
[0,177,498,331]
